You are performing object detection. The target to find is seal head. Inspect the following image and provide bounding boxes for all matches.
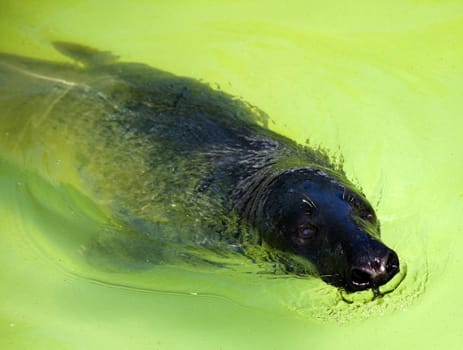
[252,167,399,292]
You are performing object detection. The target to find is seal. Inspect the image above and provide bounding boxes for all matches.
[0,43,399,292]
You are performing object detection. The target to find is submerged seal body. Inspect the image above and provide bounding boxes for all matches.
[0,43,399,292]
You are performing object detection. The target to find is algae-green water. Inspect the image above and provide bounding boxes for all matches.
[1,1,463,349]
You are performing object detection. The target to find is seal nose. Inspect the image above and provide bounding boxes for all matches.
[348,250,400,292]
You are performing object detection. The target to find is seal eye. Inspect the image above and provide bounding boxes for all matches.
[358,208,375,223]
[298,225,317,240]
[359,209,374,221]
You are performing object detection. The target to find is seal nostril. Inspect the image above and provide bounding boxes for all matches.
[350,268,372,288]
[385,251,400,275]
[371,258,381,271]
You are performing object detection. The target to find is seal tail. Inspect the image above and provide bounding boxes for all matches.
[52,41,119,66]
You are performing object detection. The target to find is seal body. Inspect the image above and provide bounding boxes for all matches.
[0,43,399,292]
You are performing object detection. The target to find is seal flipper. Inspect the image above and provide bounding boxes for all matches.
[53,41,119,66]
[84,224,170,271]
[85,222,231,271]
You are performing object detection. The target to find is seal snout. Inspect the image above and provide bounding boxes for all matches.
[348,250,400,292]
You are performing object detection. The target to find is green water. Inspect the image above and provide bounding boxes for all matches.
[1,0,463,349]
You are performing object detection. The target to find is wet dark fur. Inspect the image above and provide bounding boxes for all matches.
[0,43,399,292]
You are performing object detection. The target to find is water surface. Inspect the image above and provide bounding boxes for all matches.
[1,1,463,349]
